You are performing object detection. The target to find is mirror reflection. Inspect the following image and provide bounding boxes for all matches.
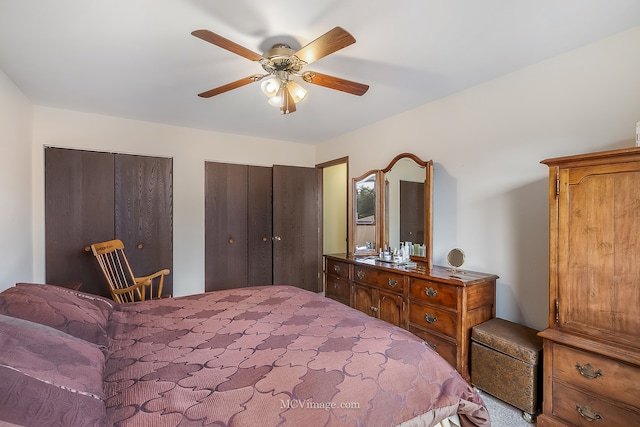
[384,157,426,252]
[354,172,377,253]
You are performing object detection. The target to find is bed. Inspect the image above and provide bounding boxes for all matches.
[0,283,490,427]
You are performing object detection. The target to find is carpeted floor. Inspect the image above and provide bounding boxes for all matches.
[479,390,536,426]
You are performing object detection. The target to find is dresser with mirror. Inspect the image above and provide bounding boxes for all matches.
[324,152,498,380]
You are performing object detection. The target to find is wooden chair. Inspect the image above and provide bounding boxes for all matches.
[90,239,170,304]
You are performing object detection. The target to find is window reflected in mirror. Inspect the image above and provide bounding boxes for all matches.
[354,173,377,253]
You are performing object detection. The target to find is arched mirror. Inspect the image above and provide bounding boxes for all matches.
[382,153,433,268]
[350,153,432,269]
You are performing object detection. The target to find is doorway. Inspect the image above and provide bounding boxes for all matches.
[318,157,348,255]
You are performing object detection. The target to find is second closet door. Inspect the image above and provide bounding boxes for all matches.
[205,162,272,291]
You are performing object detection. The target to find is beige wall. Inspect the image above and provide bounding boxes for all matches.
[0,70,33,288]
[317,26,640,329]
[29,107,316,297]
[322,162,347,255]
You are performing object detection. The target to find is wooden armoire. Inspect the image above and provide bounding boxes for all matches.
[538,148,640,426]
[45,147,173,298]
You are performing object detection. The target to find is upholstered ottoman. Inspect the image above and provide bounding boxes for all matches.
[470,318,543,422]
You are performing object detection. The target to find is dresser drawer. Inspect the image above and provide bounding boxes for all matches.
[409,302,457,338]
[409,278,458,310]
[353,265,404,293]
[551,381,640,426]
[409,326,457,368]
[552,343,640,409]
[326,259,350,280]
[326,276,351,303]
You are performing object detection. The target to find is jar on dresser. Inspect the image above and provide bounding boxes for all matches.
[538,148,640,426]
[324,254,497,381]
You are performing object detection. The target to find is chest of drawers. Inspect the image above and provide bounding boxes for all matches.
[324,254,497,380]
[539,330,640,426]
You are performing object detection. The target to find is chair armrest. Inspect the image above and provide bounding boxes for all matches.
[110,281,149,303]
[134,269,171,283]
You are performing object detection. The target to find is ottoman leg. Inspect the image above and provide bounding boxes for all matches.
[522,411,536,423]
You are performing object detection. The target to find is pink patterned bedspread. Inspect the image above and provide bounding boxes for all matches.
[104,286,489,427]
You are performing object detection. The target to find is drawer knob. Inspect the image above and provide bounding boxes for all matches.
[333,283,340,290]
[424,313,437,324]
[425,287,437,298]
[370,306,379,312]
[575,404,602,422]
[333,264,341,273]
[575,363,602,380]
[356,270,365,280]
[387,278,398,287]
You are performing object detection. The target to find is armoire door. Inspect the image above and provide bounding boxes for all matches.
[115,154,173,297]
[45,148,114,296]
[45,147,173,297]
[273,165,321,292]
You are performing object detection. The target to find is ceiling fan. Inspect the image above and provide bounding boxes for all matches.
[191,27,369,115]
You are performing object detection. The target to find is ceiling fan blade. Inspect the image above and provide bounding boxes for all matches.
[294,27,356,65]
[280,84,296,115]
[192,29,263,62]
[302,72,369,96]
[197,76,259,98]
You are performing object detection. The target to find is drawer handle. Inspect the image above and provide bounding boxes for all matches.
[387,278,398,287]
[425,287,437,298]
[333,283,340,290]
[370,306,379,312]
[424,313,437,324]
[576,404,602,422]
[575,363,602,380]
[333,264,341,273]
[356,270,365,280]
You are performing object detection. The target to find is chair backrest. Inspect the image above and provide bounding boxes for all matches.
[90,239,143,303]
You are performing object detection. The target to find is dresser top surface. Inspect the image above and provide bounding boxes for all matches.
[325,254,498,286]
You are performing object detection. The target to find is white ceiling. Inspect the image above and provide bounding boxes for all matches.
[1,1,639,144]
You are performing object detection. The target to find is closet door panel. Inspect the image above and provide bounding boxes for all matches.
[247,166,273,286]
[273,165,321,292]
[115,154,174,297]
[205,162,248,291]
[45,147,114,297]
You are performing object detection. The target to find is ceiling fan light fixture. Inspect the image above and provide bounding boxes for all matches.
[288,81,307,103]
[260,77,280,98]
[192,27,368,115]
[267,93,283,107]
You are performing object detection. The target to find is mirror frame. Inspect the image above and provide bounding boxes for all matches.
[350,153,433,269]
[350,169,383,256]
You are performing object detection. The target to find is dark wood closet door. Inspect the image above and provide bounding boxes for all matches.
[400,180,425,244]
[115,154,173,296]
[45,148,114,297]
[272,165,321,292]
[205,162,248,291]
[247,166,273,286]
